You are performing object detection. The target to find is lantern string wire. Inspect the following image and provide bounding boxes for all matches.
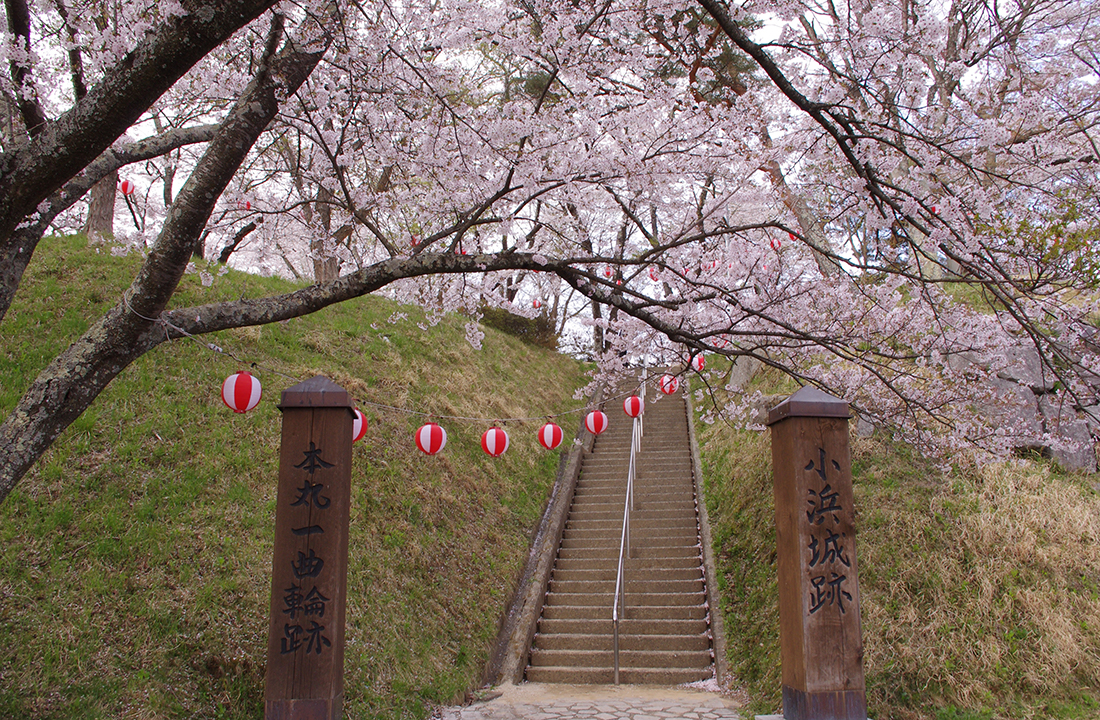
[129,298,671,426]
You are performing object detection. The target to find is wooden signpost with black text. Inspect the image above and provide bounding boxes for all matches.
[265,376,354,720]
[767,386,867,720]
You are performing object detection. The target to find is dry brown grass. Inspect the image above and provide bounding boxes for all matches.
[699,399,1100,719]
[857,448,1100,717]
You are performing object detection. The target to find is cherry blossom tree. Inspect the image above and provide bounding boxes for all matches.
[1,0,1098,503]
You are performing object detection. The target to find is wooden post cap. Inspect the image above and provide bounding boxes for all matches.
[767,386,851,425]
[279,376,354,410]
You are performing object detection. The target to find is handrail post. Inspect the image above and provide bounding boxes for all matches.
[613,616,620,685]
[613,410,641,685]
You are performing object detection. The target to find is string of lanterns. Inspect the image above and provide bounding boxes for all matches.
[199,292,705,460]
[218,361,695,458]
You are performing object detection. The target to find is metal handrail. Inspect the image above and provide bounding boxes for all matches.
[612,405,641,684]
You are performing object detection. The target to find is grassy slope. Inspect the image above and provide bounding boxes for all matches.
[0,236,589,719]
[698,366,1100,720]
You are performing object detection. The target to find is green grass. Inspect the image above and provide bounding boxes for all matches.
[697,366,1100,720]
[0,235,589,719]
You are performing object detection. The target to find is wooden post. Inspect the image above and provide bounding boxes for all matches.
[265,376,354,720]
[767,386,867,720]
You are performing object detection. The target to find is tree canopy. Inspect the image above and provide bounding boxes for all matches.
[1,0,1098,501]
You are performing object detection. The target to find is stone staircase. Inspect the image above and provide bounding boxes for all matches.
[526,384,713,684]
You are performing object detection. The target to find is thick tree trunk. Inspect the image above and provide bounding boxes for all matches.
[81,170,117,239]
[0,15,328,504]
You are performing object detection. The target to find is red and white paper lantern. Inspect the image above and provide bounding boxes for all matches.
[414,422,447,455]
[119,180,135,196]
[658,374,679,395]
[221,371,262,413]
[537,422,564,449]
[585,410,608,435]
[623,395,643,418]
[533,298,542,309]
[481,427,510,457]
[692,355,705,372]
[352,408,368,443]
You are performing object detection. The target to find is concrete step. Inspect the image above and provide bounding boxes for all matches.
[583,452,691,462]
[551,567,703,583]
[564,515,694,527]
[571,497,696,509]
[562,523,697,535]
[565,512,696,523]
[575,478,693,489]
[536,617,709,636]
[545,590,707,607]
[564,528,698,541]
[559,532,698,548]
[632,502,698,514]
[574,481,694,493]
[567,511,696,524]
[558,537,699,551]
[562,521,698,534]
[526,665,712,684]
[565,520,697,532]
[549,578,704,594]
[585,444,686,450]
[533,633,711,652]
[567,499,695,510]
[556,546,701,561]
[566,517,697,530]
[528,648,712,669]
[539,604,707,621]
[587,459,691,470]
[553,556,702,571]
[574,488,695,501]
[563,519,696,529]
[579,466,692,475]
[570,493,696,504]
